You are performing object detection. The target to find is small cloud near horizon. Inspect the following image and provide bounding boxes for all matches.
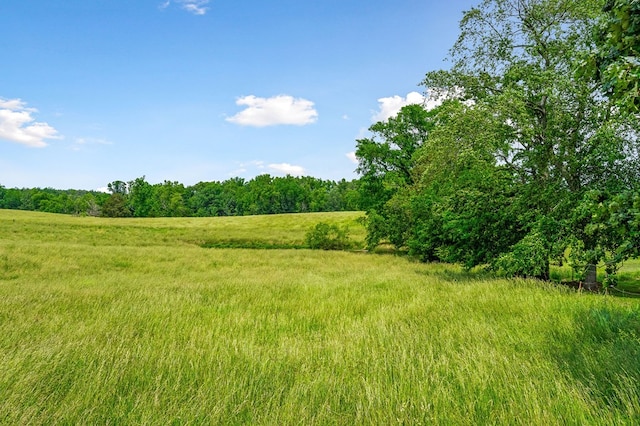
[268,163,305,176]
[0,98,62,148]
[70,137,113,151]
[229,160,305,177]
[346,151,358,164]
[226,95,318,127]
[229,160,265,176]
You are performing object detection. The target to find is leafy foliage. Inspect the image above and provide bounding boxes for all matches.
[593,0,640,113]
[356,0,640,283]
[0,175,362,218]
[101,193,131,218]
[494,231,552,279]
[569,190,640,285]
[0,185,109,216]
[355,104,435,211]
[355,104,436,248]
[305,222,352,250]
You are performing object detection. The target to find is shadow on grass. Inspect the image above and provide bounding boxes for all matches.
[612,274,640,296]
[550,306,640,417]
[199,238,305,250]
[198,238,367,251]
[427,267,498,283]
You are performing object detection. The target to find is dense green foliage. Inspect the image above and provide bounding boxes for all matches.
[356,0,640,287]
[569,190,640,285]
[0,175,361,218]
[592,0,640,112]
[304,221,352,250]
[0,186,108,215]
[1,210,639,423]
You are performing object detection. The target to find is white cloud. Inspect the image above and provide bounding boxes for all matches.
[0,98,61,148]
[268,163,305,176]
[229,168,247,175]
[160,0,210,15]
[346,151,358,164]
[370,90,461,122]
[241,160,265,170]
[228,160,265,176]
[0,99,25,110]
[75,137,112,146]
[230,160,305,177]
[226,95,318,127]
[182,1,209,15]
[371,91,427,122]
[70,137,113,151]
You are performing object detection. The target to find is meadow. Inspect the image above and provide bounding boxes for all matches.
[1,210,639,424]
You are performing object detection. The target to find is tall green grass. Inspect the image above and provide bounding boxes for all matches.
[0,210,639,424]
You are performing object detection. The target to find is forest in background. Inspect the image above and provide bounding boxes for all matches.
[0,175,361,218]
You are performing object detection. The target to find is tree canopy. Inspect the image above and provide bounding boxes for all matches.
[356,0,640,287]
[593,0,640,113]
[0,175,361,219]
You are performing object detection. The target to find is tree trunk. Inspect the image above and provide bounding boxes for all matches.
[584,264,598,291]
[534,259,551,281]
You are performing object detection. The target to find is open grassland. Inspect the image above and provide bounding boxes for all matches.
[614,259,640,293]
[0,210,365,250]
[1,210,639,424]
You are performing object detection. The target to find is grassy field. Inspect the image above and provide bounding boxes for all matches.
[1,210,639,424]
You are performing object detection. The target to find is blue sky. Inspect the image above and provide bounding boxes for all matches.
[1,0,477,190]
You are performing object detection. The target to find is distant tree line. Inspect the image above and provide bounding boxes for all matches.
[0,186,107,216]
[0,175,362,217]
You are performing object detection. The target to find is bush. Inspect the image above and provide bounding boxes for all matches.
[493,231,550,280]
[305,222,351,250]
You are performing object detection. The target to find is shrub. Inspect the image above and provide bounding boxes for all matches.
[493,231,550,280]
[305,222,351,250]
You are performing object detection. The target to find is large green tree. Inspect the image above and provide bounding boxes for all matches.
[408,100,522,268]
[427,0,640,283]
[358,0,640,285]
[356,104,435,211]
[355,104,436,248]
[428,0,629,280]
[127,177,156,217]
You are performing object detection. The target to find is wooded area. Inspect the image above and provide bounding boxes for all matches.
[0,175,361,218]
[355,0,640,287]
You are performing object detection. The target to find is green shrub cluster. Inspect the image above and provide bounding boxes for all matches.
[305,222,352,250]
